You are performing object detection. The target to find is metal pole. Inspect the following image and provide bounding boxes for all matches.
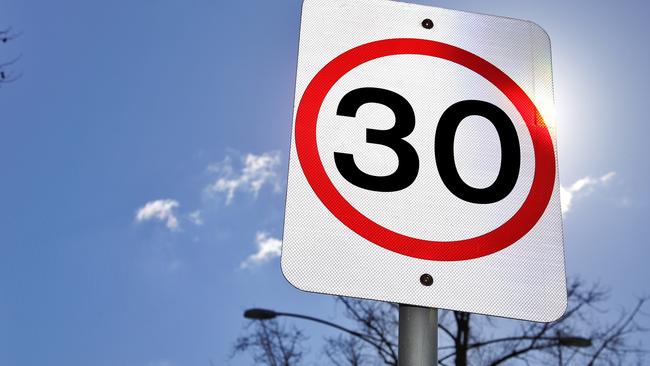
[398,304,438,366]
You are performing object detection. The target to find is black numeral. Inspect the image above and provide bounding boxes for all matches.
[334,87,419,192]
[435,100,520,204]
[333,90,520,204]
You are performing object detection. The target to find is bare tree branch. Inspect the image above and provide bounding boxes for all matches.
[235,278,648,366]
[324,335,368,366]
[587,297,649,365]
[1,27,22,86]
[233,319,307,366]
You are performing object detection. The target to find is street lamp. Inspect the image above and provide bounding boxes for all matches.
[557,335,592,348]
[243,308,593,352]
[244,307,371,343]
[243,308,277,320]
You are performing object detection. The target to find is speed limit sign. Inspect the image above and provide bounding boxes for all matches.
[281,0,567,322]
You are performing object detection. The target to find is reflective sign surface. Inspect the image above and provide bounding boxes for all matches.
[282,0,566,322]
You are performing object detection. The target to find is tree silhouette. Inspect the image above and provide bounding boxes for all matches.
[0,27,21,86]
[234,319,307,366]
[235,278,648,365]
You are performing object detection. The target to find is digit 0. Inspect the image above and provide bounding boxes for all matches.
[435,100,520,204]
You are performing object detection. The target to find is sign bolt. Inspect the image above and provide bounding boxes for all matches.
[420,274,434,286]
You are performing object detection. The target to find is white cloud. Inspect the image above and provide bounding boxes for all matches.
[135,199,180,230]
[240,232,282,269]
[560,172,615,216]
[188,210,203,226]
[206,151,281,205]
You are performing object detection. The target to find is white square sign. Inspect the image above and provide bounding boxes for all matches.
[281,0,567,322]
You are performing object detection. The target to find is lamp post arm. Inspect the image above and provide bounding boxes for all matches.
[444,335,592,350]
[275,311,380,348]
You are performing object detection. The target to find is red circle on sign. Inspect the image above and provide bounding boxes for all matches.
[295,38,556,261]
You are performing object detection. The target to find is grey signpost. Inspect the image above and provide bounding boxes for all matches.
[399,304,438,366]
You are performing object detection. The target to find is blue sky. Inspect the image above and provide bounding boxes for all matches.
[0,0,648,365]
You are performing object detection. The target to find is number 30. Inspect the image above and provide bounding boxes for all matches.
[334,87,521,204]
